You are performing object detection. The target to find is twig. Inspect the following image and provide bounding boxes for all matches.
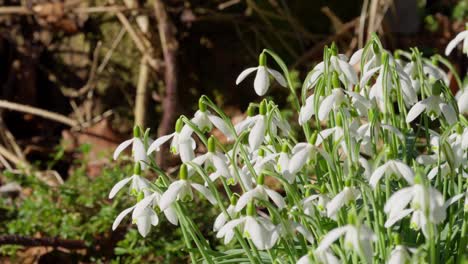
[97,28,126,73]
[153,0,179,167]
[134,57,149,127]
[0,5,135,15]
[0,144,27,167]
[0,235,87,249]
[0,100,78,127]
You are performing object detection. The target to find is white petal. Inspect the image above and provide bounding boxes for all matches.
[133,193,156,217]
[318,93,337,121]
[391,161,415,184]
[315,128,336,146]
[159,180,187,210]
[217,218,245,238]
[349,48,363,65]
[369,163,388,188]
[236,67,258,85]
[136,210,156,237]
[112,206,135,230]
[179,140,195,162]
[254,66,270,96]
[316,226,350,252]
[333,56,358,84]
[245,217,271,250]
[299,95,316,125]
[235,189,257,212]
[440,103,457,125]
[457,90,468,115]
[164,206,179,226]
[132,138,147,168]
[147,133,174,154]
[384,187,413,214]
[113,139,133,160]
[326,190,346,219]
[248,117,266,151]
[288,146,311,175]
[384,208,414,228]
[445,31,468,56]
[214,212,229,232]
[360,66,380,88]
[109,177,133,199]
[267,68,287,87]
[208,114,234,140]
[406,101,427,123]
[191,183,217,205]
[212,154,231,178]
[265,188,286,209]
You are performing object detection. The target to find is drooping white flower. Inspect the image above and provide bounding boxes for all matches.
[382,178,461,236]
[111,205,158,237]
[217,203,278,250]
[299,192,330,217]
[456,89,468,115]
[113,127,149,169]
[108,163,150,199]
[387,245,412,264]
[159,165,217,210]
[406,95,457,125]
[190,109,234,140]
[316,223,376,263]
[147,119,196,162]
[318,88,349,121]
[213,203,236,232]
[326,186,360,220]
[445,27,468,56]
[236,53,287,96]
[133,190,179,226]
[369,160,415,188]
[274,220,315,244]
[235,174,285,212]
[330,54,358,86]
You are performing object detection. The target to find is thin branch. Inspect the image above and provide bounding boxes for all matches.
[0,100,78,127]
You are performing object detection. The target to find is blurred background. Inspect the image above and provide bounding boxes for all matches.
[0,0,466,263]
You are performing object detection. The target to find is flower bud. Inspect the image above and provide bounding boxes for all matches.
[133,126,141,138]
[199,97,207,112]
[179,164,188,180]
[392,233,401,245]
[134,162,142,175]
[175,118,184,133]
[332,71,340,87]
[259,52,267,66]
[208,136,216,153]
[347,210,356,225]
[258,148,265,157]
[330,42,338,56]
[259,100,267,115]
[309,131,318,145]
[257,173,265,185]
[281,142,289,153]
[230,195,238,205]
[432,80,443,96]
[246,201,255,216]
[345,179,351,187]
[137,191,144,202]
[247,104,256,117]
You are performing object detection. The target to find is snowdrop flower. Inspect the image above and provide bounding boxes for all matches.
[217,202,278,250]
[236,53,287,96]
[316,219,376,263]
[330,54,358,86]
[369,160,414,188]
[326,185,360,220]
[445,25,468,56]
[213,196,237,232]
[356,122,404,156]
[318,88,349,121]
[159,165,217,210]
[300,188,330,217]
[188,137,231,181]
[190,99,234,139]
[109,163,150,199]
[406,86,457,125]
[113,126,148,169]
[235,174,285,212]
[147,118,196,162]
[383,176,452,236]
[133,190,179,226]
[387,245,412,264]
[298,94,320,125]
[456,88,468,115]
[112,205,158,237]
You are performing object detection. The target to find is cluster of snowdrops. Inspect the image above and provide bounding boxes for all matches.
[109,32,468,263]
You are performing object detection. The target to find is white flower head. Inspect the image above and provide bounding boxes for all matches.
[112,205,158,237]
[406,93,457,125]
[159,165,217,210]
[326,185,360,220]
[369,160,415,188]
[113,126,149,169]
[147,119,196,162]
[236,53,287,96]
[235,174,285,213]
[108,163,150,199]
